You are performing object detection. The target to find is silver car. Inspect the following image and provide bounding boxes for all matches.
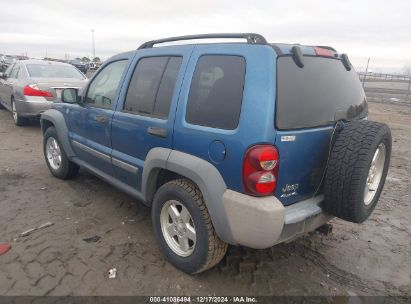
[0,60,87,126]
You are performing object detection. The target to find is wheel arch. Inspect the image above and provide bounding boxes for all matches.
[41,119,54,134]
[40,109,75,158]
[142,148,235,244]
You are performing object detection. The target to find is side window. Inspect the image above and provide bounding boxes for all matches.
[123,56,182,119]
[4,64,15,78]
[85,60,128,108]
[9,65,20,79]
[186,55,246,130]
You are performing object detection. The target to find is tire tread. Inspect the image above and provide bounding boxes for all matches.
[169,179,228,273]
[324,120,391,223]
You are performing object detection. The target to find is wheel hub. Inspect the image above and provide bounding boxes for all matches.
[12,101,17,122]
[46,137,62,170]
[160,200,196,257]
[364,143,386,206]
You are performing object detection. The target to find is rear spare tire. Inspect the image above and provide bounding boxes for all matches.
[324,120,391,223]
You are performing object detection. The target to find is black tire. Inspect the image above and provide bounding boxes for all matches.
[324,120,391,223]
[11,98,27,126]
[43,127,79,179]
[152,179,228,274]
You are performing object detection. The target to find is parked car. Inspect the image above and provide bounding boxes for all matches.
[87,61,97,70]
[0,59,87,125]
[69,59,88,74]
[40,33,391,274]
[0,55,17,72]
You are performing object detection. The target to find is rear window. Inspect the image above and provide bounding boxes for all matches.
[26,64,85,79]
[276,56,367,130]
[186,55,246,130]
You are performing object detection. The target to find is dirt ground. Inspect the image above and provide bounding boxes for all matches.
[0,102,410,297]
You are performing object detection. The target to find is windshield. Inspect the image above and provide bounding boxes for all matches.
[276,56,367,130]
[26,64,85,79]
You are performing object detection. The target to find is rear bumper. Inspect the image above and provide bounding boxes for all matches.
[221,190,332,249]
[15,98,52,117]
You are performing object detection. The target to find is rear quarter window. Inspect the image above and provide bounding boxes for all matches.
[186,55,246,130]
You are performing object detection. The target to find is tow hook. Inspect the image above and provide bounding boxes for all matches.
[316,223,333,236]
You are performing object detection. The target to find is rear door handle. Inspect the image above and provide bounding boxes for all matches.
[147,127,168,138]
[94,115,108,124]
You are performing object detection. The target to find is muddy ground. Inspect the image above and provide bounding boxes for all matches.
[0,102,410,296]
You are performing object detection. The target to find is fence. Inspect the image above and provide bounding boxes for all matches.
[358,72,411,82]
[358,73,411,104]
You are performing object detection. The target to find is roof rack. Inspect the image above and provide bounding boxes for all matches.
[138,33,268,49]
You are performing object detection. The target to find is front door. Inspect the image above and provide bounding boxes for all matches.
[67,59,129,176]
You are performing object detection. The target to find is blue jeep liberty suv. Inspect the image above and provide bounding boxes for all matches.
[40,33,391,273]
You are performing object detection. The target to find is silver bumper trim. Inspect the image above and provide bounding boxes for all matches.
[284,195,324,224]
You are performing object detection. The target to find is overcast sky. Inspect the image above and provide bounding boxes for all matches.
[1,0,410,72]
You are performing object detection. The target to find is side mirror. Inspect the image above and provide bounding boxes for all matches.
[61,88,80,104]
[0,72,5,79]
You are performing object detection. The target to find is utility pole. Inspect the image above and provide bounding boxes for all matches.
[91,29,96,61]
[362,57,370,88]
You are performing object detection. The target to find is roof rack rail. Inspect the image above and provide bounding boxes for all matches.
[138,33,268,49]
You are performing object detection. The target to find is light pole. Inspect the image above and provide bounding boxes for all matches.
[362,57,370,88]
[91,29,96,61]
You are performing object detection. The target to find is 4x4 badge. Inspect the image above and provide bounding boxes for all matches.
[281,183,299,197]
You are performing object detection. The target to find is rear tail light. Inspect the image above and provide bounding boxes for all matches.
[23,84,53,98]
[243,145,279,196]
[314,47,336,58]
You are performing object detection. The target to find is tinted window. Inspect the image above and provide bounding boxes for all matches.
[124,56,182,119]
[26,64,85,79]
[4,64,14,77]
[9,65,19,78]
[186,55,245,130]
[85,60,128,108]
[276,56,367,130]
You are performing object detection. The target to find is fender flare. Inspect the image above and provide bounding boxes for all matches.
[142,148,235,244]
[40,109,75,158]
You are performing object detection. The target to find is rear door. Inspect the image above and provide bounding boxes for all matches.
[0,64,14,106]
[111,46,192,190]
[0,64,19,107]
[274,55,367,205]
[67,59,129,176]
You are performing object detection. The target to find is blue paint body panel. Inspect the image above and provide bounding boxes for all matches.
[274,126,334,205]
[173,44,277,192]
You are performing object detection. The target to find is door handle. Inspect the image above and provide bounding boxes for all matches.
[147,127,168,138]
[94,115,108,124]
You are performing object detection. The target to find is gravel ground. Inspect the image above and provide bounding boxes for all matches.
[364,80,411,104]
[0,102,410,296]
